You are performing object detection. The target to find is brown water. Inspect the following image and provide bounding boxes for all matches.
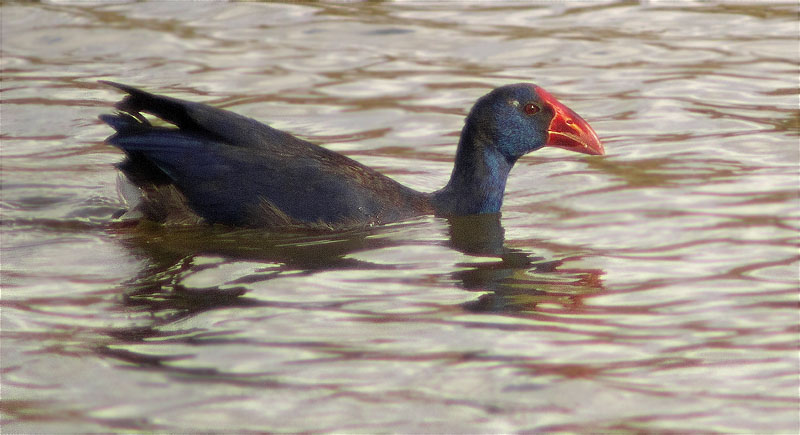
[2,1,798,433]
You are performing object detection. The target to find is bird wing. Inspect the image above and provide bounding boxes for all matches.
[100,83,427,227]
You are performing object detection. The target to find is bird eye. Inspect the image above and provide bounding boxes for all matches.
[523,103,540,115]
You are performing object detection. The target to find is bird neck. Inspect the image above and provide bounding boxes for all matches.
[432,124,515,215]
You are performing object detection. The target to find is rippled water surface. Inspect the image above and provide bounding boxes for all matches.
[2,1,798,433]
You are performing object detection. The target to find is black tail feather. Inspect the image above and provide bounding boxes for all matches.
[99,80,198,131]
[99,112,150,133]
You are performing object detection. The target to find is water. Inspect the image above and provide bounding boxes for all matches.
[2,1,798,433]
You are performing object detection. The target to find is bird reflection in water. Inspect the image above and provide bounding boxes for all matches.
[444,214,603,314]
[110,213,604,323]
[100,217,604,369]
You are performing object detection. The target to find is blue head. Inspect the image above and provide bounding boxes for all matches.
[468,84,551,162]
[434,83,603,215]
[466,83,603,162]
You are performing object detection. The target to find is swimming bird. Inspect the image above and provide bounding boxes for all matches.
[100,81,603,229]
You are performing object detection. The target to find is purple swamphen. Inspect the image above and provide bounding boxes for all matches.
[100,81,604,229]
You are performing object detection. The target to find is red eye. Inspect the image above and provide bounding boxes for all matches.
[523,103,540,115]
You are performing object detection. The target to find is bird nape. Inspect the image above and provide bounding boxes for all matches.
[100,81,603,229]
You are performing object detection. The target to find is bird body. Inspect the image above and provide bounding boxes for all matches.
[100,81,603,229]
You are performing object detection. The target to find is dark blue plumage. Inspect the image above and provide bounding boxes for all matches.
[100,81,603,228]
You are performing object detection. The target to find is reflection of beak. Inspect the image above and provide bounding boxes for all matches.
[536,87,605,156]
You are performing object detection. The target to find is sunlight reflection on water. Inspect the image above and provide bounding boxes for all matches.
[1,1,798,433]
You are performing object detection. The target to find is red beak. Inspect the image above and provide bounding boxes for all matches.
[536,87,604,156]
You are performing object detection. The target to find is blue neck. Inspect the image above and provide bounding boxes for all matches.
[432,126,514,215]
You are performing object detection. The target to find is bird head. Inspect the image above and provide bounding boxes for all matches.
[468,83,604,161]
